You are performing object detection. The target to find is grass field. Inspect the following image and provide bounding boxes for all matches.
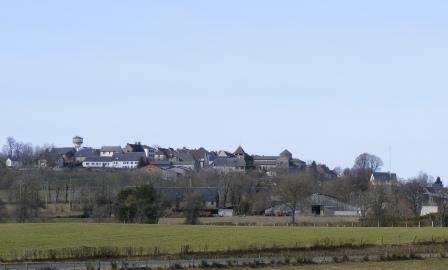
[158,216,359,226]
[1,223,448,259]
[218,258,448,270]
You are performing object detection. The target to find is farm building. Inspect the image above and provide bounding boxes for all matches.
[218,207,235,217]
[307,193,360,216]
[265,193,360,217]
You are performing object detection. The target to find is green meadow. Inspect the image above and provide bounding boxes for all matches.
[1,223,448,259]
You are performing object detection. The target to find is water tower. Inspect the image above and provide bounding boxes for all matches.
[73,136,83,151]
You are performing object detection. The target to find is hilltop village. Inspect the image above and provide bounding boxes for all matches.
[1,136,445,222]
[5,136,336,179]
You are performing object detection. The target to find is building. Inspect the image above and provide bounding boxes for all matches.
[143,146,156,160]
[5,157,21,168]
[370,172,398,185]
[74,148,99,165]
[218,208,235,217]
[265,193,360,217]
[421,179,445,216]
[82,156,113,168]
[46,147,76,167]
[253,149,306,175]
[100,146,123,157]
[211,146,254,173]
[212,157,246,173]
[154,147,175,161]
[83,152,146,169]
[190,147,212,168]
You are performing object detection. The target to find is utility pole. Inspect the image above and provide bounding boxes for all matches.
[388,146,392,182]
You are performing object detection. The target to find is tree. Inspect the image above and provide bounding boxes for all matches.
[113,185,162,223]
[353,153,383,191]
[402,181,425,216]
[2,137,16,158]
[0,198,7,222]
[276,172,313,224]
[434,189,448,226]
[183,192,203,224]
[366,185,387,221]
[353,153,383,173]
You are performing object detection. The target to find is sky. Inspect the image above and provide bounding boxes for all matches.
[1,1,447,182]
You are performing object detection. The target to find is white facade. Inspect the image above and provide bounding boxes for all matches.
[144,147,156,160]
[218,209,234,217]
[5,158,20,168]
[421,205,438,216]
[334,210,361,216]
[83,160,140,169]
[100,151,115,157]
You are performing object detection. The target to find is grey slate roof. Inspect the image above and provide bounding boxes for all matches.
[84,156,113,162]
[112,152,146,161]
[100,146,123,153]
[150,160,172,167]
[213,157,246,167]
[372,172,397,182]
[75,148,99,158]
[280,149,292,157]
[234,146,247,156]
[175,150,198,163]
[49,147,75,155]
[190,147,209,160]
[253,156,279,161]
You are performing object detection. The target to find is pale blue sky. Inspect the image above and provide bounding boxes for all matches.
[1,1,447,181]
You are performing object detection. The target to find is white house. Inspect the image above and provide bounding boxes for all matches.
[5,158,21,168]
[83,152,146,169]
[370,172,398,186]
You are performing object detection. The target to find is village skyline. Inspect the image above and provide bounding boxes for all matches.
[2,1,447,186]
[1,135,441,186]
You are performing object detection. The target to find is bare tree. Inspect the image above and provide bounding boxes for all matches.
[2,137,16,157]
[183,192,203,225]
[403,180,425,216]
[434,189,448,226]
[276,172,313,224]
[366,185,387,221]
[353,153,383,173]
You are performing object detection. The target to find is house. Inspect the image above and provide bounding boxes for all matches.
[46,147,76,167]
[234,146,254,168]
[212,157,246,173]
[211,146,254,173]
[124,143,144,153]
[110,152,146,168]
[5,157,21,168]
[154,147,175,161]
[37,159,48,168]
[74,148,99,165]
[83,152,146,169]
[190,147,211,168]
[82,156,113,168]
[370,172,398,186]
[172,149,199,170]
[143,146,156,160]
[125,143,156,161]
[253,149,306,176]
[100,146,123,157]
[421,179,445,216]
